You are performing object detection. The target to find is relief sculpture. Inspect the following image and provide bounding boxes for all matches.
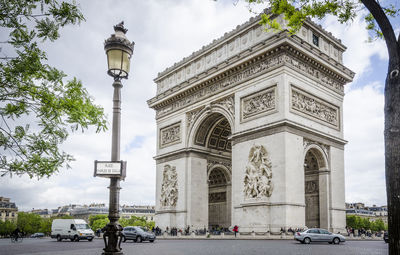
[160,122,181,148]
[160,165,178,207]
[241,87,275,120]
[291,88,339,128]
[244,145,273,198]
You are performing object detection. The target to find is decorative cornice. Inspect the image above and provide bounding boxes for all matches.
[150,44,351,119]
[154,10,346,82]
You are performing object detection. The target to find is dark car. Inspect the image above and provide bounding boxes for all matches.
[384,231,389,243]
[30,232,45,238]
[122,226,156,243]
[294,228,346,244]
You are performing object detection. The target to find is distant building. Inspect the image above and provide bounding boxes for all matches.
[30,209,51,218]
[346,203,387,223]
[70,203,108,221]
[0,197,18,222]
[121,205,155,221]
[52,204,79,217]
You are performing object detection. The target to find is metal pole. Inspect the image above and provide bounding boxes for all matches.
[103,80,123,255]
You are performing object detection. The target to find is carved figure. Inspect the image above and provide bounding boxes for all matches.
[160,165,178,207]
[244,145,273,198]
[160,124,181,147]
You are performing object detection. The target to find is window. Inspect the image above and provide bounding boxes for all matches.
[308,229,320,234]
[312,34,319,47]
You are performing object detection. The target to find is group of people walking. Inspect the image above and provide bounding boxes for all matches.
[151,225,240,237]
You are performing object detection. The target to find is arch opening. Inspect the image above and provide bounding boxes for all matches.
[193,112,232,230]
[304,149,321,228]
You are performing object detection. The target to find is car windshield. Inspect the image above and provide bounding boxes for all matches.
[75,224,90,230]
[134,227,145,232]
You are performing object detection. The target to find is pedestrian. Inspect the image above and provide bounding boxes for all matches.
[233,225,239,237]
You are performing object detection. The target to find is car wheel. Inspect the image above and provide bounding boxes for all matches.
[136,236,142,243]
[88,238,93,242]
[57,235,62,242]
[122,236,126,242]
[304,237,311,244]
[73,235,79,242]
[150,240,154,243]
[333,237,340,244]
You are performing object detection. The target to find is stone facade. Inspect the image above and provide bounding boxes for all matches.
[148,10,354,233]
[0,197,18,222]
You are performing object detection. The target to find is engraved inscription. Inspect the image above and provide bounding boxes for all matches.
[291,87,339,128]
[160,122,181,148]
[241,87,276,121]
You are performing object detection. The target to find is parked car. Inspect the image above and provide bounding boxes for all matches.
[51,219,94,242]
[122,226,155,243]
[384,231,389,243]
[294,228,346,244]
[30,232,45,238]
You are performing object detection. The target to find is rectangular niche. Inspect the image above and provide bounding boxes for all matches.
[290,85,340,129]
[240,85,277,122]
[159,122,181,148]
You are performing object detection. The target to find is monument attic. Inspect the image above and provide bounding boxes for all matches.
[148,11,354,234]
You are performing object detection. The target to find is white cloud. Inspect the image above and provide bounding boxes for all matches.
[344,82,386,205]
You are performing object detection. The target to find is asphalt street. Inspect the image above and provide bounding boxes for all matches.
[0,238,388,255]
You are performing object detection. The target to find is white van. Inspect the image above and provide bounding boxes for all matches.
[51,219,95,242]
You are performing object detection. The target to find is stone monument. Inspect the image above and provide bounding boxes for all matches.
[148,11,354,234]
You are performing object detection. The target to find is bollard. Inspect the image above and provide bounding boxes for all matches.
[251,231,256,237]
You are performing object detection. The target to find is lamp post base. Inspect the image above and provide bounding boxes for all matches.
[102,221,123,255]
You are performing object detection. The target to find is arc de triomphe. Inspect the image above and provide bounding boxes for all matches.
[148,13,354,233]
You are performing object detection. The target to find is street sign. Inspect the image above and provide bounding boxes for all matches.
[94,160,127,180]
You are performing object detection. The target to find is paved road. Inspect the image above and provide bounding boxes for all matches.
[0,238,388,255]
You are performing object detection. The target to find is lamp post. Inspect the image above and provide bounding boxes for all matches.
[102,21,134,255]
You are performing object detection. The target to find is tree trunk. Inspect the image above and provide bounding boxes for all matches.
[385,51,400,255]
[359,1,400,254]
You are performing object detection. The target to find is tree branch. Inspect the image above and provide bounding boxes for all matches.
[361,0,399,68]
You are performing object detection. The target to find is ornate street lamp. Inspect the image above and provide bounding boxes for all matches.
[102,21,134,255]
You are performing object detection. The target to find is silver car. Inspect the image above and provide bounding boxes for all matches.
[122,226,156,243]
[294,228,346,244]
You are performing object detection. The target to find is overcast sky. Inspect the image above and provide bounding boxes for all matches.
[1,0,397,211]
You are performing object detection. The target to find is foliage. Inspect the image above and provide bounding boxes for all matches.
[17,212,42,234]
[0,0,107,179]
[346,215,387,231]
[88,215,155,231]
[246,0,399,39]
[91,218,109,231]
[39,218,52,235]
[88,214,108,229]
[119,215,155,230]
[0,220,17,237]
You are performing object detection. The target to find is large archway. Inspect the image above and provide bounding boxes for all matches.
[193,112,232,230]
[208,167,231,229]
[304,149,321,228]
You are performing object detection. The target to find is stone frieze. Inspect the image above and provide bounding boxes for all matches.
[155,49,345,119]
[241,86,276,121]
[160,122,181,148]
[291,87,339,129]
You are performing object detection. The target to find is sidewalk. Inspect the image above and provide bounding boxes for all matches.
[154,233,385,241]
